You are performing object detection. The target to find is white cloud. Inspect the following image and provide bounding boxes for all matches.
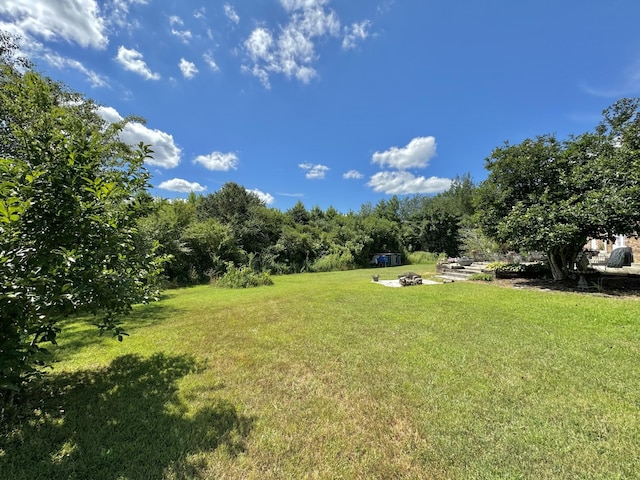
[243,28,275,88]
[342,20,372,50]
[367,171,452,195]
[293,4,340,37]
[369,136,446,194]
[158,178,207,193]
[242,65,272,89]
[0,0,108,49]
[0,21,109,88]
[343,169,364,179]
[107,0,148,29]
[299,163,329,179]
[171,28,192,44]
[42,51,108,87]
[203,52,219,71]
[280,0,328,12]
[246,188,275,205]
[96,106,181,168]
[224,4,240,24]
[277,192,305,198]
[115,46,160,80]
[376,1,394,15]
[0,21,39,53]
[193,7,206,20]
[372,136,437,170]
[245,28,274,62]
[179,58,198,79]
[96,105,122,124]
[122,123,181,167]
[169,17,192,44]
[194,152,239,171]
[243,1,341,87]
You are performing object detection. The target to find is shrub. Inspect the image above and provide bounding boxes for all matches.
[468,273,494,282]
[407,251,439,264]
[310,251,356,272]
[483,261,550,278]
[215,263,274,289]
[521,262,550,277]
[483,261,508,271]
[485,261,528,272]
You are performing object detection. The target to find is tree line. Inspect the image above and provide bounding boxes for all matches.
[144,93,640,285]
[140,176,477,286]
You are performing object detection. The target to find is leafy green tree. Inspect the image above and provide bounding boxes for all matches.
[324,206,340,220]
[197,182,263,225]
[435,173,477,223]
[416,210,461,257]
[373,196,401,223]
[395,176,477,256]
[196,183,281,260]
[308,205,325,223]
[286,200,310,225]
[476,134,587,280]
[476,98,640,280]
[458,227,501,261]
[138,199,197,284]
[0,50,162,400]
[274,224,317,272]
[181,219,239,280]
[360,215,404,260]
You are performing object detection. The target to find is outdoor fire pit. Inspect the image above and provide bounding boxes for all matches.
[397,272,423,286]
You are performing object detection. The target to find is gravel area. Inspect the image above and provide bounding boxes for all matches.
[373,279,440,287]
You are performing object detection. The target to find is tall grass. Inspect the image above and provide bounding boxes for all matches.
[2,264,639,479]
[407,250,441,264]
[310,250,356,272]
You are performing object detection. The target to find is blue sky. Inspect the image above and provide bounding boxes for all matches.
[2,0,640,212]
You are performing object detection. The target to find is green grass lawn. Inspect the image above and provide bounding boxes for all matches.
[2,264,640,479]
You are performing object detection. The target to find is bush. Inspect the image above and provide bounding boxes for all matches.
[310,251,356,272]
[484,262,524,273]
[468,273,494,282]
[215,263,274,289]
[407,251,439,264]
[483,261,550,278]
[521,262,550,276]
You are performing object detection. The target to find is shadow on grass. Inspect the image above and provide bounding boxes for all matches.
[1,353,253,480]
[498,272,640,297]
[54,301,183,361]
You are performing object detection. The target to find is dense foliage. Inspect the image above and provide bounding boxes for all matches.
[0,37,163,402]
[215,263,274,289]
[140,175,479,287]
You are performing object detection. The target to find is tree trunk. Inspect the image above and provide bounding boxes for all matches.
[548,249,568,280]
[547,243,583,281]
